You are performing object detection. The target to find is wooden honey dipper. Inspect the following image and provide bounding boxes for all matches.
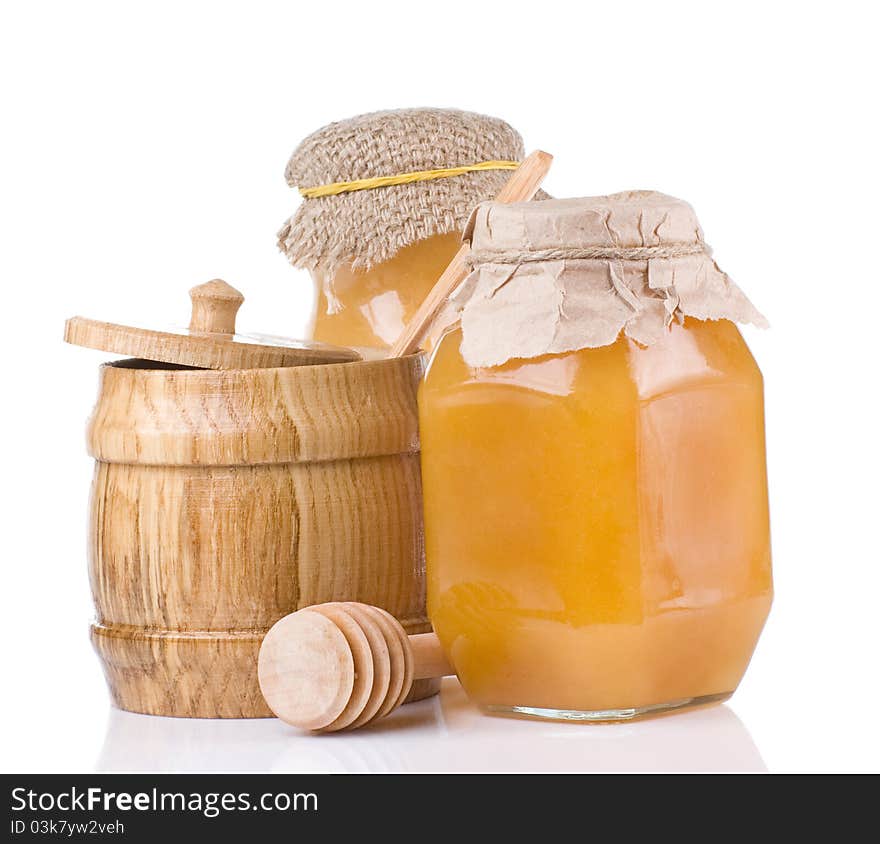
[258,602,453,732]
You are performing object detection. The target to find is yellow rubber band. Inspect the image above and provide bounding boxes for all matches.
[298,160,520,199]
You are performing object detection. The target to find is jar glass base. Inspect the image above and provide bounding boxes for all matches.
[483,691,733,724]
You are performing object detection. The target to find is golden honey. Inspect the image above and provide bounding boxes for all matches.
[279,109,534,353]
[308,233,461,351]
[419,318,772,718]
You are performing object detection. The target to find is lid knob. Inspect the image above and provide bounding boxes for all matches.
[188,279,244,336]
[65,278,360,369]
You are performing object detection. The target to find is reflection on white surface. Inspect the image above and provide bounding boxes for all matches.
[97,711,287,773]
[97,679,766,773]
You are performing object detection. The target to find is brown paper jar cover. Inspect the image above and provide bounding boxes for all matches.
[451,191,767,368]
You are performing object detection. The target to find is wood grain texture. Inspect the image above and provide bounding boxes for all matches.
[65,279,360,370]
[87,356,424,465]
[65,317,359,370]
[85,355,434,718]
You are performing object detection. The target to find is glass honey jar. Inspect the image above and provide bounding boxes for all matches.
[277,108,541,353]
[419,192,772,721]
[307,232,462,350]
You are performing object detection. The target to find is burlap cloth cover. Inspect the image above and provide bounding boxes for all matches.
[449,191,767,368]
[277,108,545,276]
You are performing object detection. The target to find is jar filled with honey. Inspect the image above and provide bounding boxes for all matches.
[277,108,542,353]
[419,192,772,721]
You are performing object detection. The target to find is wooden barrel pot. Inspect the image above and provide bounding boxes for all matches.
[85,354,439,718]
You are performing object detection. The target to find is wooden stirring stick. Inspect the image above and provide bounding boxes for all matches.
[258,602,453,732]
[388,150,553,358]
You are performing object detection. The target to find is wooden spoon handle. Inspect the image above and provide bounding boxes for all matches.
[388,150,553,358]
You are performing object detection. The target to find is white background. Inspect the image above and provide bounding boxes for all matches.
[1,1,877,773]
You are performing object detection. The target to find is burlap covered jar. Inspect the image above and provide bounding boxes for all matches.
[419,191,773,720]
[278,108,543,352]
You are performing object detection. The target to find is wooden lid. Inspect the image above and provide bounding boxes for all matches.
[64,279,360,369]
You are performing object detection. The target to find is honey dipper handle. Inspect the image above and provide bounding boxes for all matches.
[389,150,553,358]
[410,632,454,681]
[189,279,245,335]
